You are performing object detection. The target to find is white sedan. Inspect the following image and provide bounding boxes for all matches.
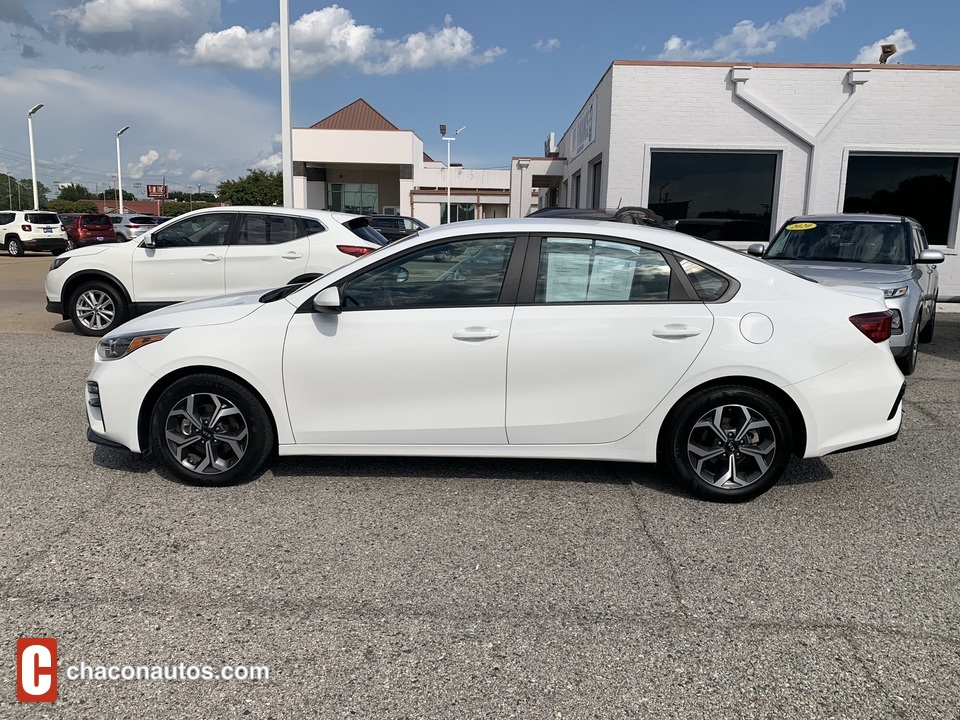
[85,217,905,502]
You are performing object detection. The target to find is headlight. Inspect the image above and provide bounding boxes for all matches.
[97,329,176,360]
[883,286,908,298]
[50,257,70,270]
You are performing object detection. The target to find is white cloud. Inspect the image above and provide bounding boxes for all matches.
[126,149,160,179]
[535,39,561,53]
[187,6,505,76]
[658,0,845,61]
[852,28,915,64]
[54,0,222,53]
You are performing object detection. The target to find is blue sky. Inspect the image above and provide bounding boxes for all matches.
[0,0,957,198]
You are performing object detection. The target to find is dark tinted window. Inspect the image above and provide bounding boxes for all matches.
[350,224,388,246]
[343,237,515,309]
[844,155,957,245]
[81,215,113,226]
[0,213,15,225]
[26,213,61,225]
[129,216,158,224]
[301,218,326,235]
[677,258,731,301]
[648,151,776,240]
[237,214,299,245]
[154,213,234,248]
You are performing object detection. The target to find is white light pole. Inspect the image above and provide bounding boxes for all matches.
[440,124,465,223]
[27,104,44,210]
[116,126,129,213]
[279,0,293,207]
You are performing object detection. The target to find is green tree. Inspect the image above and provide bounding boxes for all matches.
[216,169,282,206]
[57,183,96,201]
[48,199,99,214]
[168,190,217,203]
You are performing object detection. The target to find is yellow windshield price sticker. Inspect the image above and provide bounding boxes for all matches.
[786,222,817,231]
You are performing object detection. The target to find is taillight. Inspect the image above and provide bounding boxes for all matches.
[21,224,32,232]
[337,245,375,258]
[849,311,893,343]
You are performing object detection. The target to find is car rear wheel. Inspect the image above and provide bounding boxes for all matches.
[664,386,792,502]
[65,239,76,251]
[896,323,920,376]
[150,374,274,486]
[70,281,128,337]
[6,238,24,257]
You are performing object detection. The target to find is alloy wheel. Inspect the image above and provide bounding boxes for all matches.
[163,392,249,475]
[685,403,777,489]
[74,289,116,332]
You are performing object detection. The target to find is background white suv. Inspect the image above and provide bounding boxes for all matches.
[45,206,387,336]
[109,213,162,242]
[2,211,68,256]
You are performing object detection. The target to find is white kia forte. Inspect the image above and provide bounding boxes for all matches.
[84,218,905,502]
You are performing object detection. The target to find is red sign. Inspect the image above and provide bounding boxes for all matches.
[146,184,168,199]
[17,638,57,702]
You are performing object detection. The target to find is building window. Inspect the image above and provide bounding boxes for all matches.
[327,183,378,214]
[572,172,581,209]
[441,203,476,224]
[844,154,958,246]
[648,151,777,240]
[590,159,603,209]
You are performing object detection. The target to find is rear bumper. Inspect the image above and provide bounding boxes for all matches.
[23,237,68,251]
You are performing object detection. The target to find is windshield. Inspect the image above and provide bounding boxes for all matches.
[765,220,910,265]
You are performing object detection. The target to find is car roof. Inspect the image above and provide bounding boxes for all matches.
[787,213,912,224]
[174,205,367,222]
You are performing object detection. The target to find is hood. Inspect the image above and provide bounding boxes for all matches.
[767,259,912,288]
[105,289,268,336]
[62,243,131,259]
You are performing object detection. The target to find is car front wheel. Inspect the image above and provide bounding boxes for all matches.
[896,322,920,376]
[150,374,274,486]
[664,386,793,502]
[70,281,128,336]
[6,238,24,257]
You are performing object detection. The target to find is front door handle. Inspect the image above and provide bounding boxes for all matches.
[201,254,223,263]
[453,327,501,342]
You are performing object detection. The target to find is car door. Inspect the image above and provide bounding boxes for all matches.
[223,213,311,292]
[282,234,522,445]
[506,234,714,445]
[131,212,234,304]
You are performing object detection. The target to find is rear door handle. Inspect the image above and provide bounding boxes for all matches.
[282,252,303,260]
[201,254,222,263]
[453,327,501,342]
[652,324,702,339]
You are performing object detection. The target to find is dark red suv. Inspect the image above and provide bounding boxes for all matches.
[60,214,120,250]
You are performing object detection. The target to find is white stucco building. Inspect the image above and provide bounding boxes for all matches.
[291,61,960,254]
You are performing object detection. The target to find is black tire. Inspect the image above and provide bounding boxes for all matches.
[663,385,793,502]
[150,374,274,486]
[65,239,76,252]
[6,238,24,257]
[918,300,936,344]
[70,281,129,337]
[896,322,920,376]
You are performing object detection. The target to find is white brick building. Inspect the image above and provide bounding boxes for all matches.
[542,61,960,249]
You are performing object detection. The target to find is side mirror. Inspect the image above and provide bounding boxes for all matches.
[312,286,342,314]
[141,232,155,249]
[746,243,766,257]
[396,266,409,283]
[917,248,945,264]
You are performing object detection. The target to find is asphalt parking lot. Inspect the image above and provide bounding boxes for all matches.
[2,253,959,718]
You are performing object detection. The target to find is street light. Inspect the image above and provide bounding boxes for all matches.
[440,124,465,223]
[27,104,43,210]
[116,126,129,213]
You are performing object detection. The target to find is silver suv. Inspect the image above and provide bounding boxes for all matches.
[108,213,160,242]
[2,211,68,256]
[750,213,943,375]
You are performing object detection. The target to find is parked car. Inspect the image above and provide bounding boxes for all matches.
[527,206,667,227]
[1,211,68,256]
[109,213,161,242]
[60,213,120,251]
[749,213,943,375]
[46,206,388,337]
[83,217,904,502]
[367,214,428,242]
